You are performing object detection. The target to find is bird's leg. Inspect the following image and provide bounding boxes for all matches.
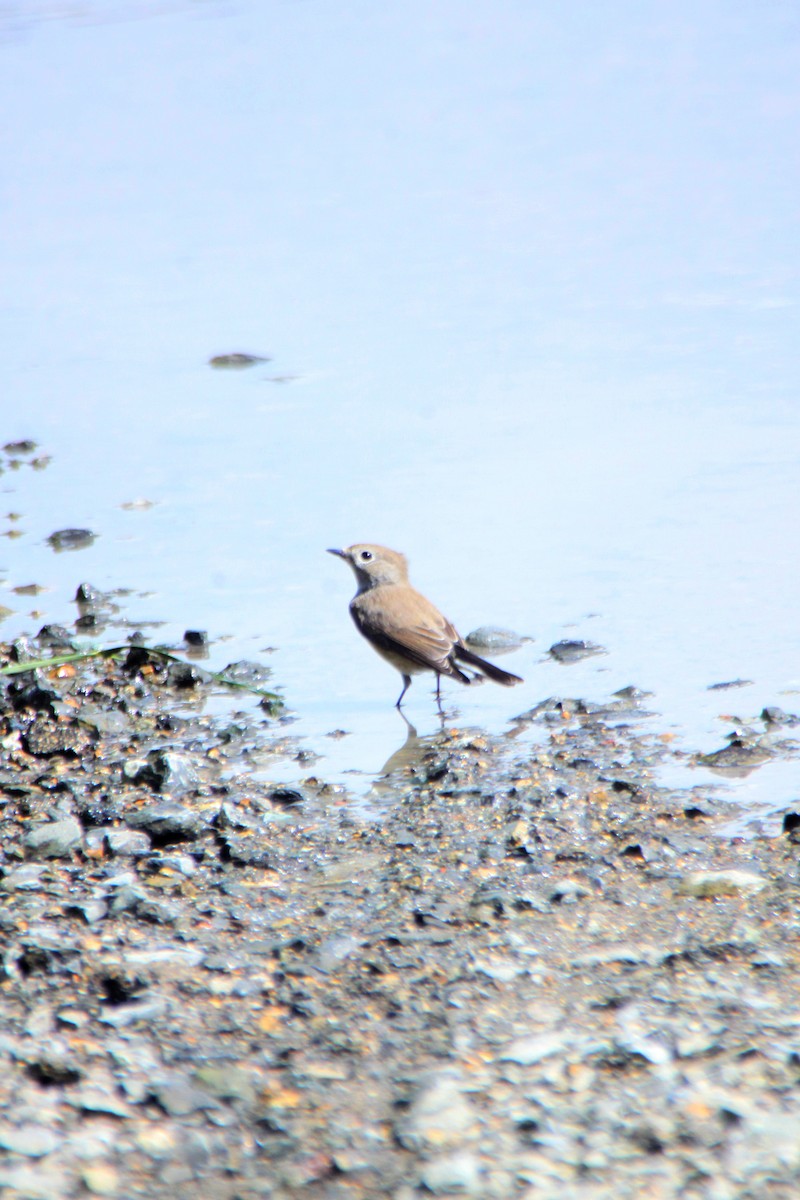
[395,675,412,708]
[435,674,445,716]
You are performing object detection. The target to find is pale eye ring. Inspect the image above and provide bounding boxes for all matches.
[359,550,373,562]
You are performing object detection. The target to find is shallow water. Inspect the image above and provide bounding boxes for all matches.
[1,1,798,808]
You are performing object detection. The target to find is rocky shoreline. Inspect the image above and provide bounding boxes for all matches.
[1,632,799,1199]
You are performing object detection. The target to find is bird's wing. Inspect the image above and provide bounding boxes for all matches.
[351,587,465,677]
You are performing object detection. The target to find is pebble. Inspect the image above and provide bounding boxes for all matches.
[149,1077,218,1117]
[125,802,204,841]
[64,900,108,924]
[472,956,529,982]
[465,626,528,651]
[677,870,768,897]
[549,877,589,904]
[23,817,83,858]
[99,997,167,1027]
[194,1066,257,1103]
[395,1072,478,1151]
[123,750,200,792]
[0,1165,67,1198]
[548,639,606,663]
[47,528,97,551]
[209,352,269,368]
[499,1032,567,1066]
[0,1124,61,1157]
[317,934,362,970]
[1,863,48,891]
[105,829,152,857]
[69,1087,131,1118]
[420,1152,482,1195]
[136,1126,177,1156]
[82,1164,120,1196]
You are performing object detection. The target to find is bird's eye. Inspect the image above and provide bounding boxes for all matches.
[359,550,373,562]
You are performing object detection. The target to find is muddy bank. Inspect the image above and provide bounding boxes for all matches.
[1,636,799,1200]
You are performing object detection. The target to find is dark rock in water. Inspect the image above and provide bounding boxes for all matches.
[464,626,530,652]
[10,636,39,663]
[221,660,273,687]
[36,624,76,649]
[268,787,305,807]
[208,352,269,368]
[762,706,790,725]
[75,582,101,605]
[123,645,162,675]
[166,662,203,689]
[125,802,204,842]
[74,613,98,631]
[47,528,97,552]
[696,735,772,770]
[183,630,208,647]
[3,439,38,455]
[707,678,754,691]
[612,685,653,701]
[782,812,800,839]
[548,639,606,663]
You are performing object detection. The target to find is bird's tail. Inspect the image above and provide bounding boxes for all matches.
[453,644,523,686]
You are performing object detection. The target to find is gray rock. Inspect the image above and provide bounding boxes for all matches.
[0,1165,66,1198]
[420,1152,482,1194]
[677,870,768,897]
[465,626,529,652]
[23,817,82,858]
[108,887,179,925]
[472,956,528,982]
[105,829,151,857]
[81,1164,120,1195]
[193,1065,257,1103]
[549,877,589,904]
[0,1124,61,1157]
[150,1076,218,1116]
[574,943,657,967]
[548,639,606,663]
[69,1087,132,1118]
[47,527,97,551]
[317,934,362,971]
[63,900,108,925]
[125,802,204,841]
[99,997,167,1027]
[395,1071,478,1151]
[499,1032,567,1066]
[78,706,129,736]
[122,750,200,793]
[1,863,48,891]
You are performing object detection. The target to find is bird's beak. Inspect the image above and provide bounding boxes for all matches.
[327,548,346,559]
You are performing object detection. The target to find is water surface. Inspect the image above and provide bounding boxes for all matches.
[1,0,798,806]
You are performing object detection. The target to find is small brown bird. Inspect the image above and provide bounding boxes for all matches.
[328,543,523,707]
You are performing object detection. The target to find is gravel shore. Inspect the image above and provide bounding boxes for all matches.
[1,637,799,1199]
